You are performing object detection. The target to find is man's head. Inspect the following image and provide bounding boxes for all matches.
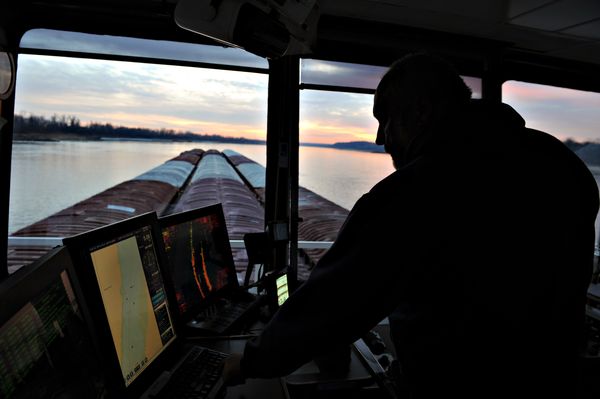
[374,53,472,169]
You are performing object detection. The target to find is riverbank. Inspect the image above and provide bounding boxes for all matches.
[15,132,386,154]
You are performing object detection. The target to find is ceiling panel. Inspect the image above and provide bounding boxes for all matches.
[320,0,598,62]
[509,0,600,31]
[548,42,600,64]
[561,19,600,39]
[322,0,502,36]
[507,0,556,19]
[371,0,506,21]
[491,26,588,53]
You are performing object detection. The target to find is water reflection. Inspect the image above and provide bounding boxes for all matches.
[11,142,392,233]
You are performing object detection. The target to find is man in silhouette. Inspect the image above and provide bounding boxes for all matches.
[224,53,599,398]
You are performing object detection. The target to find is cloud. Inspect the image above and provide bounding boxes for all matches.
[300,90,378,143]
[24,30,600,147]
[21,29,268,69]
[302,59,386,90]
[15,54,383,144]
[503,80,600,142]
[301,59,483,99]
[15,55,269,139]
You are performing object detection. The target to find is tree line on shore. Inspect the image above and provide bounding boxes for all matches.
[12,113,592,156]
[13,113,264,144]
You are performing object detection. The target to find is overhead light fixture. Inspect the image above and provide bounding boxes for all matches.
[0,51,14,100]
[175,0,320,58]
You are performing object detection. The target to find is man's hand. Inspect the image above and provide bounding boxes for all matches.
[222,353,246,386]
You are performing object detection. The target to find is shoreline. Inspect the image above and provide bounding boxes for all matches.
[13,134,386,154]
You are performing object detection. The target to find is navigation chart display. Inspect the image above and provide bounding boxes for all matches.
[90,226,175,386]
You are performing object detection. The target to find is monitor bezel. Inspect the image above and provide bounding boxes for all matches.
[0,245,108,398]
[63,211,184,399]
[158,203,239,323]
[263,268,290,312]
[0,246,75,335]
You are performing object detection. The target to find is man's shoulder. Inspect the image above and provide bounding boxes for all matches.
[520,127,593,174]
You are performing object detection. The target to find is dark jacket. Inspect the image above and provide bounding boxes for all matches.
[241,101,599,398]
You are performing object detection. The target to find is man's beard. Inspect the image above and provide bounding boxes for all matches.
[385,143,404,170]
[390,150,405,170]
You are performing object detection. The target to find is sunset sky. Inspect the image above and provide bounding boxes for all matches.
[14,29,600,144]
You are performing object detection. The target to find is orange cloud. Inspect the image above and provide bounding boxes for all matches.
[503,81,600,142]
[504,81,600,104]
[300,118,378,144]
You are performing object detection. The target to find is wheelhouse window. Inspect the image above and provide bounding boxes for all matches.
[296,59,481,275]
[299,59,481,209]
[8,29,268,272]
[503,80,600,242]
[301,59,482,97]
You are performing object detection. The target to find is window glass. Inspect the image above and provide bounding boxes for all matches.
[503,80,600,239]
[296,60,481,273]
[297,87,390,271]
[301,59,482,98]
[299,89,390,210]
[462,76,482,99]
[297,88,392,271]
[301,60,386,90]
[9,36,268,272]
[20,29,268,69]
[298,59,481,215]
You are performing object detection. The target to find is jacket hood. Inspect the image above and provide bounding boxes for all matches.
[467,99,525,131]
[406,99,527,163]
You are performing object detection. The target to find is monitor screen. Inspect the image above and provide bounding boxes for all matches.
[160,205,237,317]
[88,224,176,387]
[0,248,106,398]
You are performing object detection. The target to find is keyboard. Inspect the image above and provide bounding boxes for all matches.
[158,346,228,399]
[189,296,259,334]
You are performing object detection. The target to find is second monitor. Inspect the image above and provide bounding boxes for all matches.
[159,204,259,335]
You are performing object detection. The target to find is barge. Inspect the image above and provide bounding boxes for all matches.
[8,148,344,281]
[223,149,349,278]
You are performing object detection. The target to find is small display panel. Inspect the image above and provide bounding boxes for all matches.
[276,274,289,306]
[0,269,106,398]
[89,225,175,387]
[161,209,236,317]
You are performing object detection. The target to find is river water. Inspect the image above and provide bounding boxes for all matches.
[10,140,600,239]
[9,141,395,234]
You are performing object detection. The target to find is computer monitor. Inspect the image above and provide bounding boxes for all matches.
[63,211,180,398]
[158,204,239,321]
[0,246,107,398]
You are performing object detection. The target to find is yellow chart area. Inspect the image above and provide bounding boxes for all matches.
[91,237,163,383]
